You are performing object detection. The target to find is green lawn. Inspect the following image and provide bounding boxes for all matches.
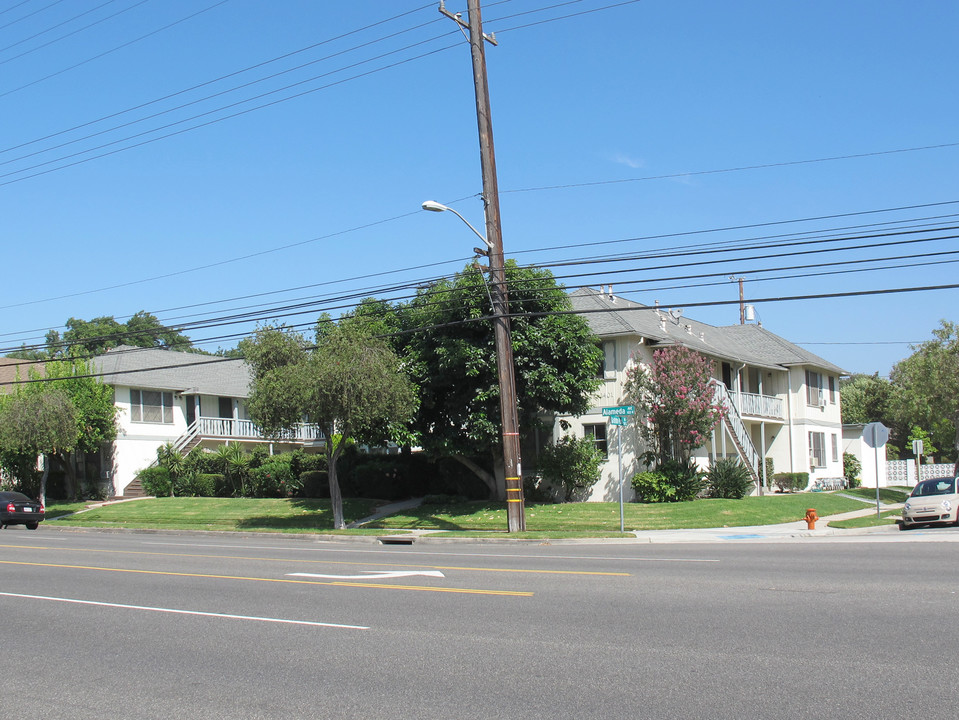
[369,493,868,533]
[47,497,379,533]
[43,492,873,536]
[828,509,901,529]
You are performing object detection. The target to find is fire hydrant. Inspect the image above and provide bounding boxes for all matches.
[804,508,818,530]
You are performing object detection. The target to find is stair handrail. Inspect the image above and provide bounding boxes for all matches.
[172,419,201,455]
[713,382,760,478]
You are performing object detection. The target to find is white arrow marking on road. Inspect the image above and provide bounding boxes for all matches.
[287,570,446,580]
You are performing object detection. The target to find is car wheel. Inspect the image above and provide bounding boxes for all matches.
[26,523,38,530]
[899,521,913,531]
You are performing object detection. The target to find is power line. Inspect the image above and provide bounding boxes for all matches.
[0,0,234,99]
[5,280,958,387]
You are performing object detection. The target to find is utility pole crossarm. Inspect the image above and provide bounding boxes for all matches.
[438,1,498,44]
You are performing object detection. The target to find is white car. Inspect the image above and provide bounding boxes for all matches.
[901,476,959,530]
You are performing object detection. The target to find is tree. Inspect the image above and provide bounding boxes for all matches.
[890,320,959,467]
[906,426,937,462]
[7,311,194,359]
[245,322,417,529]
[840,373,902,454]
[625,345,725,465]
[0,359,118,501]
[536,435,604,502]
[0,390,77,504]
[393,262,603,498]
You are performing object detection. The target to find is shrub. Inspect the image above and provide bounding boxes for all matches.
[248,460,297,498]
[843,452,862,489]
[299,470,329,498]
[537,435,604,501]
[705,458,754,499]
[632,459,705,503]
[772,472,809,493]
[137,466,171,496]
[176,473,221,497]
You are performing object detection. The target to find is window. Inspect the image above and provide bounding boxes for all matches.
[595,341,616,378]
[828,376,836,404]
[805,370,822,406]
[584,423,608,455]
[130,389,174,424]
[809,431,826,468]
[831,433,839,463]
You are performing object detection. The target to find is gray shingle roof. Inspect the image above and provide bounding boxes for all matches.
[93,346,252,397]
[569,287,845,374]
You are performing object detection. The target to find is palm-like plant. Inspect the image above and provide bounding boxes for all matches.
[214,444,250,496]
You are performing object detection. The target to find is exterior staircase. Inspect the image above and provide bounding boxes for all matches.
[110,477,146,500]
[713,383,762,485]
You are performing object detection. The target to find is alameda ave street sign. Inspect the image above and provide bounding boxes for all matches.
[602,405,635,417]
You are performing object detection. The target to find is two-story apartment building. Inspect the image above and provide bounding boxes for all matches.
[93,346,323,497]
[555,288,846,500]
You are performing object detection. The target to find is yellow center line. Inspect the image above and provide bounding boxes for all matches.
[0,544,629,577]
[0,559,533,597]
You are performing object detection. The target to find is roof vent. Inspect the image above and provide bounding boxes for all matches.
[685,324,693,334]
[608,285,615,302]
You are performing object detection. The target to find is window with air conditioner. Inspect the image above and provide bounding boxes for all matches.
[809,431,826,468]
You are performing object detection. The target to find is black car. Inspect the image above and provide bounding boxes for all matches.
[0,491,44,529]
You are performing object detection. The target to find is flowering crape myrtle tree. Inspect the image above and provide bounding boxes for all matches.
[625,345,725,465]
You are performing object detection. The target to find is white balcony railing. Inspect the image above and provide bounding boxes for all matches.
[735,391,784,420]
[181,417,324,445]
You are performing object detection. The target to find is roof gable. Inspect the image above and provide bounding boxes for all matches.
[93,346,252,398]
[569,287,845,374]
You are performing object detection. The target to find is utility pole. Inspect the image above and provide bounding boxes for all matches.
[731,276,745,324]
[440,0,525,531]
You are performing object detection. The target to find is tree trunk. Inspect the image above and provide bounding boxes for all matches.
[39,455,50,507]
[327,438,345,530]
[451,454,502,499]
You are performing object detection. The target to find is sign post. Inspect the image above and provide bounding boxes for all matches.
[602,406,635,532]
[863,422,890,517]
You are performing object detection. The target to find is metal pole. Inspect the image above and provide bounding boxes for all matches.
[464,0,524,531]
[618,423,624,532]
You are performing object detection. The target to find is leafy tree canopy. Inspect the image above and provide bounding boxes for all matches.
[0,359,116,501]
[392,263,603,497]
[6,311,193,359]
[245,321,417,529]
[626,345,725,466]
[889,320,959,464]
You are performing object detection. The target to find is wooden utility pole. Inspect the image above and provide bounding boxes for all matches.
[440,0,525,531]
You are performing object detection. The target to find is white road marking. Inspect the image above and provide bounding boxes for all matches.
[287,570,446,580]
[0,592,369,630]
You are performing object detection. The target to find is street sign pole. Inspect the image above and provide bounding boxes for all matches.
[618,422,624,532]
[603,406,634,534]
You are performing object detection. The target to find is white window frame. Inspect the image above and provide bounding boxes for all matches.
[130,389,175,425]
[806,370,823,407]
[584,423,608,456]
[831,433,839,463]
[809,431,826,468]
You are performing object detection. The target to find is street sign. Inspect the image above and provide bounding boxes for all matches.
[912,439,924,457]
[609,416,628,426]
[602,405,635,417]
[863,422,889,449]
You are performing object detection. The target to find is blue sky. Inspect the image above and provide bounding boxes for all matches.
[0,0,956,376]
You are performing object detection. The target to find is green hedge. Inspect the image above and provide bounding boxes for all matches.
[772,472,809,493]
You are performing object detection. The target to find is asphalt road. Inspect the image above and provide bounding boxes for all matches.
[2,526,957,719]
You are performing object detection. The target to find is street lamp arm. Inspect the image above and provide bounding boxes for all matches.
[421,200,494,250]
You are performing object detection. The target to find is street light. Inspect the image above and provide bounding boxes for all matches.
[421,199,526,532]
[421,201,494,251]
